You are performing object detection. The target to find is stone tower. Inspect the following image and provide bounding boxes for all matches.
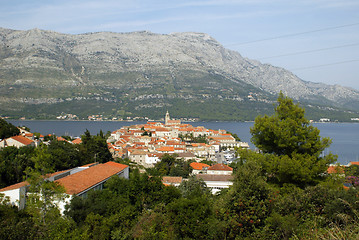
[165,111,170,125]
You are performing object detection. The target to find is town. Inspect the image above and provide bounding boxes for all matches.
[107,111,249,167]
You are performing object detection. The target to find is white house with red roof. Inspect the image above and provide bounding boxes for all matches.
[0,161,129,213]
[0,135,36,148]
[162,176,183,186]
[156,146,176,154]
[208,135,249,149]
[129,150,148,165]
[146,153,162,167]
[190,162,210,175]
[207,163,233,175]
[196,174,233,194]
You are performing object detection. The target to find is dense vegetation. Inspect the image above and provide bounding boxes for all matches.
[146,154,193,178]
[0,129,112,188]
[1,94,359,239]
[0,118,20,139]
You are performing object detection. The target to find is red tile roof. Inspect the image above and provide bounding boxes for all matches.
[162,176,183,184]
[154,127,170,132]
[157,146,175,152]
[208,163,233,171]
[72,138,82,144]
[327,165,345,174]
[0,169,69,192]
[190,162,210,170]
[10,135,34,145]
[56,162,128,195]
[196,174,233,182]
[104,161,128,168]
[0,181,29,192]
[57,136,67,141]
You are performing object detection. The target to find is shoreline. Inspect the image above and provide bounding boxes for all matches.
[6,119,359,124]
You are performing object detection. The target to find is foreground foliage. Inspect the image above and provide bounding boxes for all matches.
[250,92,336,187]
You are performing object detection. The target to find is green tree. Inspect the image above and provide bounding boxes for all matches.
[249,92,336,186]
[0,119,20,139]
[165,197,214,239]
[47,140,82,170]
[178,175,211,199]
[80,129,113,163]
[345,165,359,177]
[0,146,35,187]
[218,160,272,239]
[0,193,41,240]
[251,92,331,157]
[148,154,192,177]
[23,146,67,229]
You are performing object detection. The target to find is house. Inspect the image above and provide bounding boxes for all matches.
[156,146,175,154]
[145,153,162,168]
[327,165,345,174]
[196,174,233,194]
[0,135,36,148]
[0,181,29,209]
[57,136,68,142]
[56,161,129,197]
[128,150,162,168]
[207,163,233,175]
[176,152,196,161]
[129,150,148,165]
[162,176,183,186]
[208,135,249,149]
[72,138,82,144]
[349,161,359,166]
[187,143,209,157]
[0,161,129,213]
[190,162,210,175]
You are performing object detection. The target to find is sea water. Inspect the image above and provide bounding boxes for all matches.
[8,120,359,165]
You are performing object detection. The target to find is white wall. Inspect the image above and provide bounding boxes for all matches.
[204,181,233,194]
[207,170,232,175]
[0,186,26,209]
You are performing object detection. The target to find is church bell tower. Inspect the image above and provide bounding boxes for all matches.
[165,111,170,125]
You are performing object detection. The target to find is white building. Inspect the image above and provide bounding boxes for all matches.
[207,163,233,175]
[0,135,36,148]
[0,162,129,214]
[196,174,233,194]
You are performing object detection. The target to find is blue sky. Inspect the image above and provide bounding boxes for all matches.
[1,0,359,90]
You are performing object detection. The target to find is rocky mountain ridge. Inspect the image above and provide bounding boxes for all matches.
[0,27,358,120]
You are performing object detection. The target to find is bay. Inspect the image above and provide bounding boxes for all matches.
[8,120,359,165]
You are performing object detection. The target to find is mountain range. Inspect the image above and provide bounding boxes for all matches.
[0,27,358,121]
